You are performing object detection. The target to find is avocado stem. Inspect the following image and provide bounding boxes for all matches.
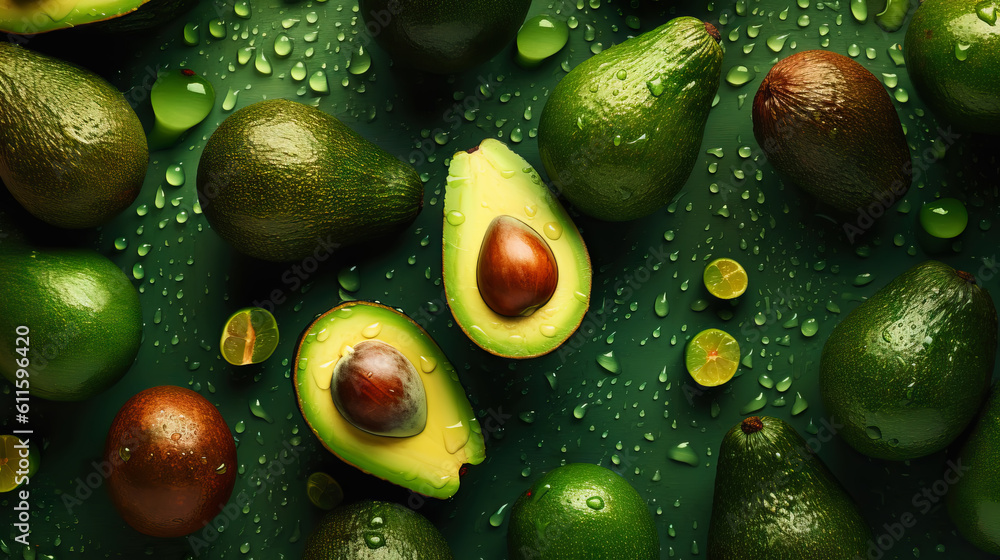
[956,269,976,285]
[704,22,721,43]
[741,417,764,435]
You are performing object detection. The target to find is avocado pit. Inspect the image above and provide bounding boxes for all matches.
[331,340,428,437]
[477,215,559,317]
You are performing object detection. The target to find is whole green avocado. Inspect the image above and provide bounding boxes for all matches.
[196,99,423,262]
[948,384,1000,555]
[537,17,723,222]
[0,43,148,229]
[358,0,532,74]
[820,260,998,460]
[708,416,871,560]
[904,0,1000,134]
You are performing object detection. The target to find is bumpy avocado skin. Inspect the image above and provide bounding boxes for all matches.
[0,43,148,229]
[948,385,1000,555]
[537,17,723,221]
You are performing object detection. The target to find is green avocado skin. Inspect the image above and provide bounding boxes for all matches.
[196,99,423,262]
[904,0,1000,134]
[302,500,454,559]
[948,385,1000,555]
[820,260,998,460]
[0,43,148,229]
[93,0,199,33]
[359,0,532,74]
[537,17,722,222]
[707,416,871,560]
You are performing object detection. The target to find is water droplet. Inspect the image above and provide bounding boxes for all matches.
[222,87,238,111]
[800,318,819,337]
[791,393,809,415]
[419,355,437,373]
[758,374,774,389]
[851,0,868,22]
[182,22,199,46]
[741,393,767,414]
[573,402,590,419]
[216,463,228,474]
[667,442,699,466]
[249,398,274,423]
[233,0,251,18]
[543,222,562,240]
[148,69,216,150]
[646,77,666,97]
[364,532,385,549]
[165,165,185,186]
[766,34,789,52]
[654,292,669,317]
[516,14,569,66]
[348,45,372,75]
[586,496,605,510]
[725,65,755,86]
[539,324,557,338]
[309,71,329,94]
[274,33,293,57]
[291,61,308,81]
[118,446,131,462]
[596,351,620,374]
[209,18,226,38]
[361,322,382,338]
[446,211,466,226]
[866,425,883,440]
[489,503,509,527]
[254,47,272,75]
[132,263,145,279]
[338,266,360,292]
[977,1,998,25]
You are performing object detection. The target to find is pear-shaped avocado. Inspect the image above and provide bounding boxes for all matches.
[820,260,998,460]
[537,17,723,221]
[904,0,1000,135]
[708,416,871,559]
[947,383,1000,554]
[293,301,485,499]
[358,0,531,74]
[443,139,591,359]
[196,99,423,262]
[0,43,148,229]
[752,50,911,215]
[303,500,454,560]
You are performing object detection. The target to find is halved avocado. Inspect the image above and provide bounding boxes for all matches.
[0,0,194,34]
[443,139,592,358]
[293,301,485,499]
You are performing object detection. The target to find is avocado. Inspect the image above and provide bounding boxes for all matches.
[0,43,148,229]
[707,416,871,559]
[537,17,722,221]
[303,500,454,559]
[358,0,532,74]
[905,0,1000,135]
[443,139,591,359]
[0,247,143,401]
[947,383,1000,554]
[0,0,195,34]
[752,49,911,214]
[293,301,485,499]
[196,99,423,262]
[820,260,998,460]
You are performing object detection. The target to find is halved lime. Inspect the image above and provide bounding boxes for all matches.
[0,435,39,493]
[220,307,279,366]
[686,328,741,387]
[703,258,748,299]
[306,471,344,510]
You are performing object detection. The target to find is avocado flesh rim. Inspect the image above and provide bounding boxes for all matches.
[0,0,149,34]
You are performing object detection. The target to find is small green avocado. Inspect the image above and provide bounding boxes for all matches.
[905,0,1000,134]
[0,247,143,401]
[707,416,871,559]
[359,0,532,74]
[753,49,911,214]
[293,301,485,499]
[196,99,423,262]
[302,500,454,559]
[443,139,592,359]
[820,260,998,460]
[947,384,1000,554]
[0,43,148,229]
[537,17,722,221]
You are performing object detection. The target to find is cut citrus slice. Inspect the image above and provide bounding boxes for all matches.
[221,307,279,366]
[306,471,344,510]
[703,258,748,299]
[0,435,39,493]
[685,328,741,387]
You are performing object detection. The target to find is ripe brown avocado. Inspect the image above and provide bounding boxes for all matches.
[753,50,911,215]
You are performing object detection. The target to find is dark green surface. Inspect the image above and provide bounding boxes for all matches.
[0,0,999,558]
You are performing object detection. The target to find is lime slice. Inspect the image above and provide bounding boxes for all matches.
[306,472,344,510]
[0,435,39,493]
[686,328,741,387]
[703,258,748,299]
[220,307,279,366]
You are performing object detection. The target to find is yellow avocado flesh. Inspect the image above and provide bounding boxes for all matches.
[293,301,485,499]
[443,138,592,358]
[0,0,147,34]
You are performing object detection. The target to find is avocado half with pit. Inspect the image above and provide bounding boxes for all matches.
[293,301,485,499]
[0,0,197,34]
[443,139,592,359]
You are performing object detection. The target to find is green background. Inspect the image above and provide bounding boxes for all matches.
[2,0,999,558]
